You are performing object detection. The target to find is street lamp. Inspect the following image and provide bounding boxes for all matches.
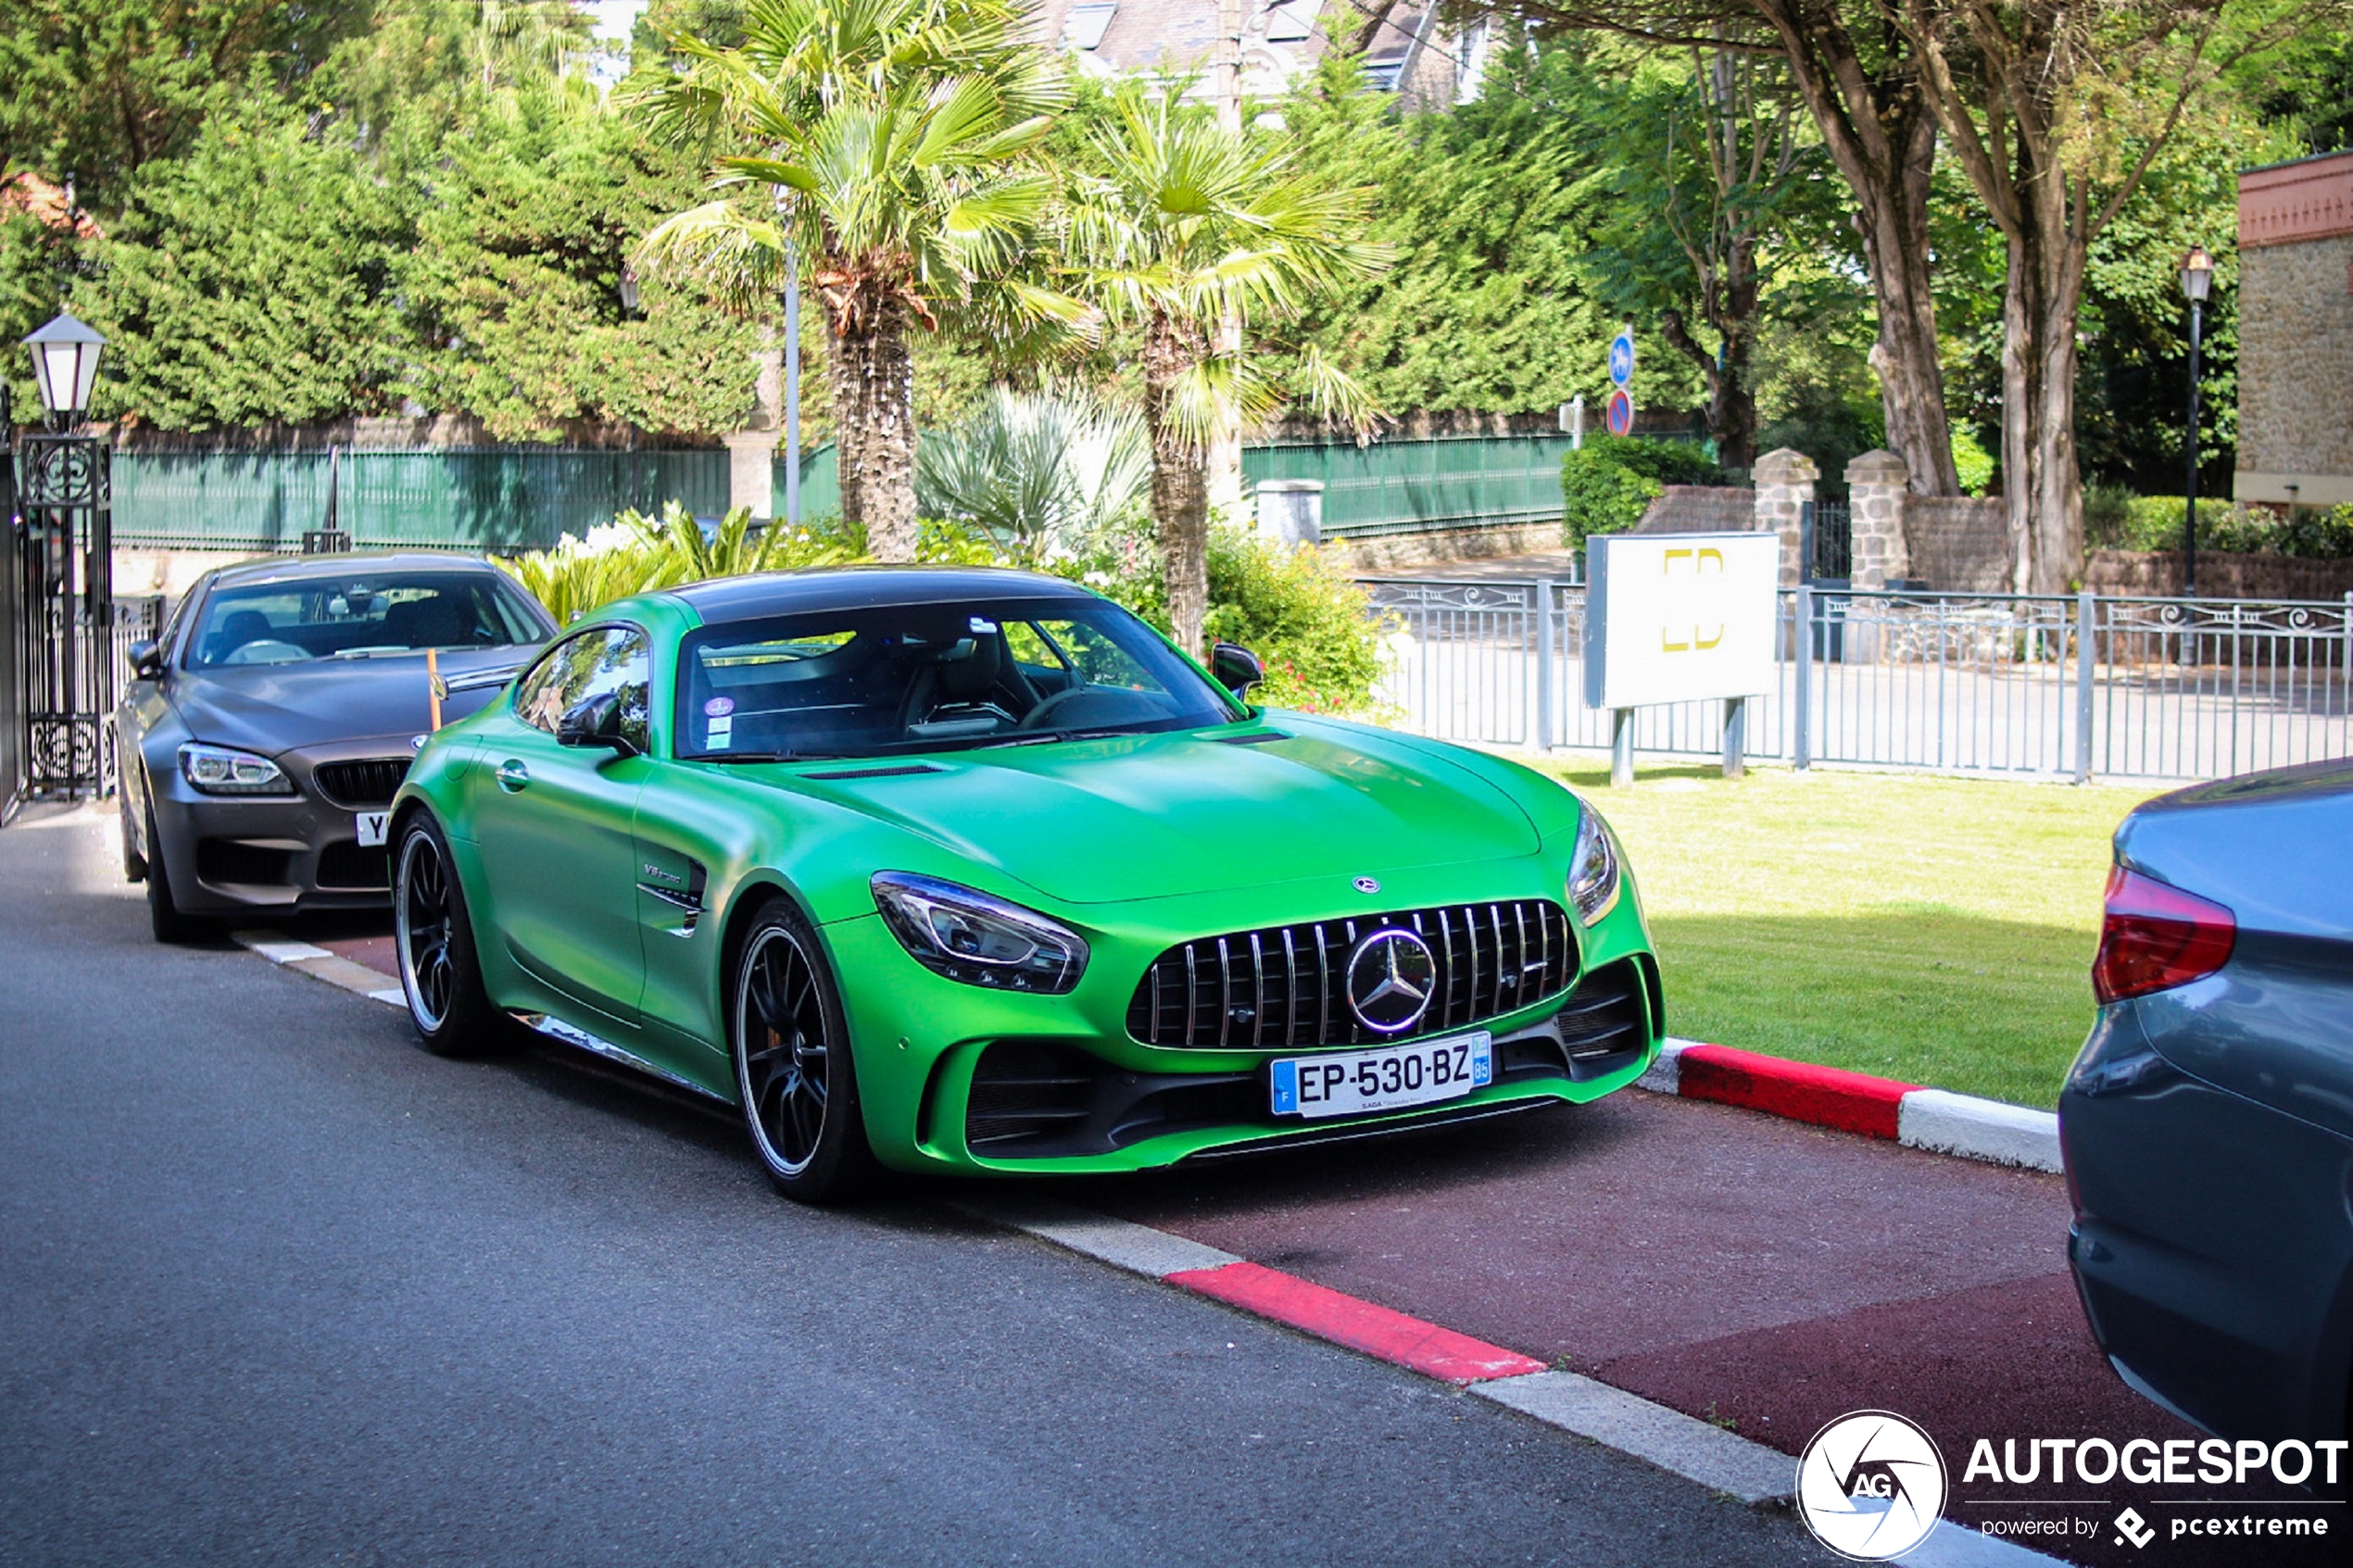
[22,311,105,430]
[2179,245,2212,595]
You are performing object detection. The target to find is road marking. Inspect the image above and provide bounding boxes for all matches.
[1166,1261,1547,1384]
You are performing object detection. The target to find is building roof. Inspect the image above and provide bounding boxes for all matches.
[2239,147,2353,250]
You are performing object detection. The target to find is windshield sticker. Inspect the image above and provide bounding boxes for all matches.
[703,696,736,718]
[968,617,998,633]
[707,715,733,749]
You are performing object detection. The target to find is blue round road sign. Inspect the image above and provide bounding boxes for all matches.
[1605,389,1634,437]
[1608,332,1635,387]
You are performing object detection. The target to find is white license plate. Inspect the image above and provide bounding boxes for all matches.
[1270,1031,1492,1120]
[354,811,390,848]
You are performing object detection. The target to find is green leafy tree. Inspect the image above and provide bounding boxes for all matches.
[399,82,764,440]
[71,107,409,428]
[632,0,1075,560]
[1058,88,1389,655]
[0,0,370,205]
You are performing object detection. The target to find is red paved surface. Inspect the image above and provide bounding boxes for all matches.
[319,931,397,977]
[1052,1094,2335,1567]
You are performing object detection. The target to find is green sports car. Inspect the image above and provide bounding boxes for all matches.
[389,567,1661,1201]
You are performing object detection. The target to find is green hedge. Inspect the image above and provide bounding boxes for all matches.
[1560,435,1726,547]
[2085,486,2353,559]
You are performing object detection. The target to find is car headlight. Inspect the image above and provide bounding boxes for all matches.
[871,872,1088,994]
[179,742,294,797]
[1567,807,1621,925]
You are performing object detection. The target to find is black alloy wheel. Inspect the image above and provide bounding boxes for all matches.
[731,897,875,1203]
[394,814,513,1058]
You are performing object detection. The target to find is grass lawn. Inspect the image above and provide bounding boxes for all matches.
[1529,757,2170,1109]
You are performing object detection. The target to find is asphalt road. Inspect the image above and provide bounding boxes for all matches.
[0,808,1837,1568]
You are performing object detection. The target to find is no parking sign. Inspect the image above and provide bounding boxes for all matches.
[1604,389,1634,438]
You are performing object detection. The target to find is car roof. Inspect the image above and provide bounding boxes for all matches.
[669,565,1099,624]
[203,551,516,590]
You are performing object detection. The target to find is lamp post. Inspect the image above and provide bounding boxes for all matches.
[17,311,113,797]
[2179,245,2212,596]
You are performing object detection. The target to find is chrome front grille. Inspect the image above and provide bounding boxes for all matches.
[1126,900,1578,1050]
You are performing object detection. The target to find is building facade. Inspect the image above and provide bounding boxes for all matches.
[2235,150,2353,508]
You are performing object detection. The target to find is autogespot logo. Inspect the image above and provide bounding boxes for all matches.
[1796,1411,1948,1561]
[1343,928,1435,1034]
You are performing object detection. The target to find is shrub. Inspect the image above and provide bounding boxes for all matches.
[1561,436,1726,547]
[2082,489,2353,560]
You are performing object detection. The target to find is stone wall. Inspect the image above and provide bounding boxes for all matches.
[2083,548,2353,600]
[2234,150,2353,507]
[1632,485,1755,534]
[1903,497,2011,592]
[1323,521,1564,572]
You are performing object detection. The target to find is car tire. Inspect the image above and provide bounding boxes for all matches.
[144,802,212,944]
[729,896,877,1205]
[120,788,147,883]
[394,813,516,1058]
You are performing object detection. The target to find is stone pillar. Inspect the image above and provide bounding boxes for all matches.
[723,431,777,521]
[1846,449,1912,590]
[1754,447,1818,587]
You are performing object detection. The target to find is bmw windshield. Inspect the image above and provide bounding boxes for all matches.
[676,596,1244,761]
[188,571,549,668]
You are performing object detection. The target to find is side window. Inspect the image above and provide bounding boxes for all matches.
[586,631,653,754]
[514,628,648,741]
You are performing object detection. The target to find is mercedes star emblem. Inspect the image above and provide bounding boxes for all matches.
[1345,928,1436,1034]
[1353,875,1381,895]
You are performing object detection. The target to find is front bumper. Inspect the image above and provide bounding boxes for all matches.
[824,857,1663,1175]
[2061,1006,2353,1443]
[147,737,418,914]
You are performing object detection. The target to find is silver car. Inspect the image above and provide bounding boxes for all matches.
[117,552,556,941]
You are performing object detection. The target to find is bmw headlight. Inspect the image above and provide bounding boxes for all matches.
[1566,807,1621,925]
[871,872,1088,994]
[179,742,294,797]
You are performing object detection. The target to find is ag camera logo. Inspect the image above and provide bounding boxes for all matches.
[1796,1411,1948,1561]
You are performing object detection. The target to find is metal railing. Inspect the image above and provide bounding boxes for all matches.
[1363,579,2353,783]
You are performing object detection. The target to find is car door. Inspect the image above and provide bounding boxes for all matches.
[472,625,653,1028]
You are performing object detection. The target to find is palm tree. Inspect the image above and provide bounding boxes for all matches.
[629,0,1076,561]
[915,387,1151,556]
[1058,89,1390,655]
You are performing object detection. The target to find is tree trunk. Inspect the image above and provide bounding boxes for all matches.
[1852,112,1960,497]
[830,302,920,561]
[1749,4,1960,495]
[1998,169,2086,593]
[824,313,867,535]
[1143,316,1212,658]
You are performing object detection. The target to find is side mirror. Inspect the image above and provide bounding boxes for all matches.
[127,640,163,681]
[557,691,641,758]
[1210,642,1265,702]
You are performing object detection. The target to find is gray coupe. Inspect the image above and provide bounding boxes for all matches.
[118,552,556,941]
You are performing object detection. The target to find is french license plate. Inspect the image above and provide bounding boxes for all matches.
[1270,1031,1492,1120]
[355,811,390,848]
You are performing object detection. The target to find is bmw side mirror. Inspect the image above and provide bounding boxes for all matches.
[557,692,641,758]
[128,640,163,681]
[1211,642,1264,702]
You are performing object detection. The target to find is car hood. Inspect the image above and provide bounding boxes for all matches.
[769,721,1545,905]
[166,646,535,754]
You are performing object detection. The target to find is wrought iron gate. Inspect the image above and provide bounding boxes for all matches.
[16,429,116,797]
[1,410,21,820]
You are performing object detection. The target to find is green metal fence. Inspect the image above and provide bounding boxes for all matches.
[1244,434,1578,539]
[114,434,1565,552]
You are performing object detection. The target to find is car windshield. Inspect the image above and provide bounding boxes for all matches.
[188,571,550,668]
[676,596,1242,760]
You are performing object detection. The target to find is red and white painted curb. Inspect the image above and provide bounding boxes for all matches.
[1642,1038,2062,1173]
[961,1197,2061,1567]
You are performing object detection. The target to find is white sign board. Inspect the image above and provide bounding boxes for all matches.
[1582,532,1779,709]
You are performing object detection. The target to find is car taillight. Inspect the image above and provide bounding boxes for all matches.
[2092,865,2235,1004]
